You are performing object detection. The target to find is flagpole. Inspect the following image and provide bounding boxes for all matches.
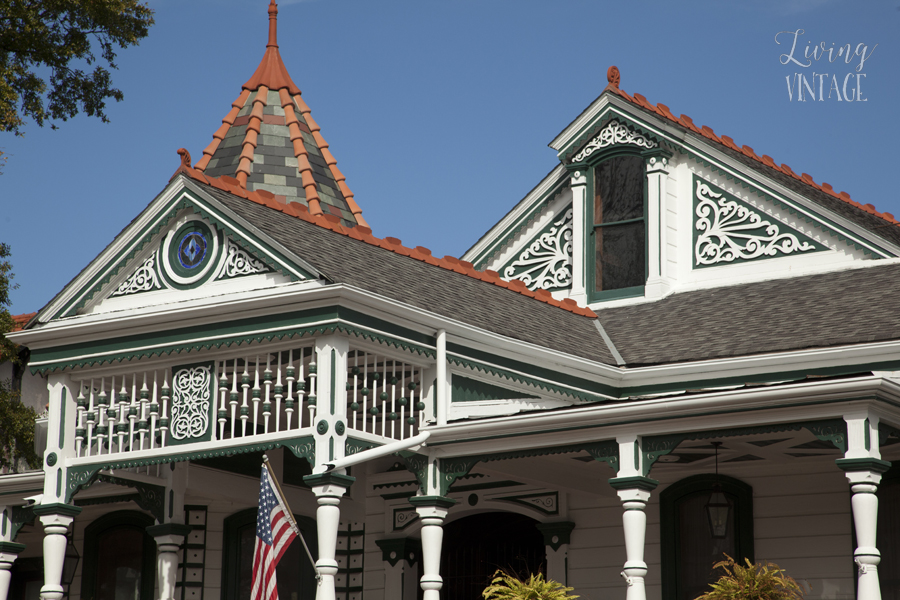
[263,454,320,581]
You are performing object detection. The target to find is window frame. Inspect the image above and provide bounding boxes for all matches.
[659,474,755,600]
[221,508,318,600]
[584,147,650,303]
[80,510,157,600]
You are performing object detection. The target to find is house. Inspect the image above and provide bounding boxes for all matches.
[2,3,899,600]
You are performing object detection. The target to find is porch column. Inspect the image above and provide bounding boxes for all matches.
[409,496,455,600]
[609,478,656,600]
[304,472,355,600]
[146,523,192,600]
[33,503,81,600]
[837,414,891,600]
[536,522,575,586]
[376,538,420,600]
[0,542,25,600]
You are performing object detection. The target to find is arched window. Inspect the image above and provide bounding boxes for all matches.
[222,508,317,600]
[81,511,156,600]
[660,474,754,600]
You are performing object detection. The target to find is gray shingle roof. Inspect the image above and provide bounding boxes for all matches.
[202,185,618,366]
[597,262,900,366]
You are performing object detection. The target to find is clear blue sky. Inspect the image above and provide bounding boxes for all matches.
[2,0,897,315]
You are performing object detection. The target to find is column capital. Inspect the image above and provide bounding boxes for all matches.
[608,476,658,492]
[408,495,456,509]
[0,542,25,558]
[375,537,421,568]
[836,457,891,474]
[535,522,575,552]
[303,472,355,497]
[146,523,192,542]
[32,503,82,518]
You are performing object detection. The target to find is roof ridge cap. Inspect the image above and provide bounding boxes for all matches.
[178,165,596,319]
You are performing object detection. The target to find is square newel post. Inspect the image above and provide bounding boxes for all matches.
[304,472,355,600]
[536,522,575,586]
[376,538,420,600]
[33,503,81,600]
[408,496,456,600]
[146,523,192,600]
[0,542,25,600]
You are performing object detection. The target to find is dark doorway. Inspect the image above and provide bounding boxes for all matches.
[441,512,546,600]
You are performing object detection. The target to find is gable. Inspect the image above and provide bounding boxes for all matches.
[38,178,322,323]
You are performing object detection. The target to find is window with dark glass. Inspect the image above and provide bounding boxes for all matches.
[81,511,156,600]
[660,475,754,600]
[223,508,317,600]
[592,155,646,295]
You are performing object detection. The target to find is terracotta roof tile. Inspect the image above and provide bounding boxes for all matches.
[599,66,900,232]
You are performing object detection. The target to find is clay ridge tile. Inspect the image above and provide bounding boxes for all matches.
[607,77,900,229]
[176,166,596,318]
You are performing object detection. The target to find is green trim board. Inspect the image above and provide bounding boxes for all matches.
[52,186,318,321]
[492,491,559,516]
[660,474,754,600]
[30,305,436,374]
[81,510,156,600]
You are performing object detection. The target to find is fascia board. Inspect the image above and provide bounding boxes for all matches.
[0,471,46,496]
[549,92,612,151]
[462,165,567,265]
[37,178,187,323]
[423,376,900,455]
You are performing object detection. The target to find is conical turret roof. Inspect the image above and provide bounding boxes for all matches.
[194,0,366,227]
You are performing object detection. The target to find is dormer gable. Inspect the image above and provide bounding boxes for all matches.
[464,66,900,310]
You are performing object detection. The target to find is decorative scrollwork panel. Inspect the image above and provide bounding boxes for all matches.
[216,238,273,280]
[502,208,573,292]
[571,120,658,163]
[111,252,166,297]
[169,362,215,445]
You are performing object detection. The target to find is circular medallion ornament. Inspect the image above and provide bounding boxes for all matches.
[316,420,329,435]
[46,452,57,467]
[335,421,346,436]
[161,216,221,288]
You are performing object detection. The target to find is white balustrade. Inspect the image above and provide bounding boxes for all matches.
[345,351,423,441]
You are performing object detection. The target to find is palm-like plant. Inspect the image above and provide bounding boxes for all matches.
[696,555,804,600]
[482,570,578,600]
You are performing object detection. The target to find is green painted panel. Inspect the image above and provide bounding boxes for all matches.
[451,375,539,403]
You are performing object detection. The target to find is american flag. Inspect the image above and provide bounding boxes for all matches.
[252,466,298,600]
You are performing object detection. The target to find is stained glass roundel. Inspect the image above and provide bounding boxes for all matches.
[161,218,220,287]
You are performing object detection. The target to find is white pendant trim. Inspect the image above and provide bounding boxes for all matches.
[503,208,573,291]
[694,180,817,265]
[571,121,658,163]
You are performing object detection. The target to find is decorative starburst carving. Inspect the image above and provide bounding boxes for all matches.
[503,208,573,291]
[218,239,271,279]
[694,180,819,266]
[111,254,164,296]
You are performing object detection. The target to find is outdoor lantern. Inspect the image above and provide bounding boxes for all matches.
[61,535,80,587]
[705,441,732,539]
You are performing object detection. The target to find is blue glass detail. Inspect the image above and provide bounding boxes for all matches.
[178,232,207,269]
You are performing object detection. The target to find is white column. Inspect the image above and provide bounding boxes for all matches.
[376,539,419,600]
[837,414,891,600]
[146,524,191,600]
[435,330,448,427]
[644,152,671,299]
[409,497,455,600]
[0,542,25,600]
[304,473,354,600]
[569,169,587,306]
[34,505,80,600]
[312,335,349,466]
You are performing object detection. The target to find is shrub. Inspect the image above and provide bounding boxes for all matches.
[696,555,803,600]
[482,570,578,600]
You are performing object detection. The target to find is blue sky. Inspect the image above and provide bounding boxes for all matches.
[2,0,897,315]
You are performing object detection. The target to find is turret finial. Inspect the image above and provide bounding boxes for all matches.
[267,0,278,48]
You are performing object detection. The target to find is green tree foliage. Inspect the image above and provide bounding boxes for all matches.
[0,0,155,135]
[0,243,39,471]
[696,555,804,600]
[483,570,578,600]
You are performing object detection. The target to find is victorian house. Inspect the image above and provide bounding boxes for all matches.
[2,4,900,600]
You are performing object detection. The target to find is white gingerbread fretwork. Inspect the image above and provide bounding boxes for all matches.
[694,180,817,265]
[571,121,658,163]
[111,254,163,296]
[170,365,212,440]
[504,208,573,291]
[218,239,271,279]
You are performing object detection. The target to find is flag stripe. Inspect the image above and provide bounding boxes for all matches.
[251,466,298,600]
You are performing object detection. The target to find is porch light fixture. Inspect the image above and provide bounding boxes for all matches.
[61,535,80,587]
[705,441,732,539]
